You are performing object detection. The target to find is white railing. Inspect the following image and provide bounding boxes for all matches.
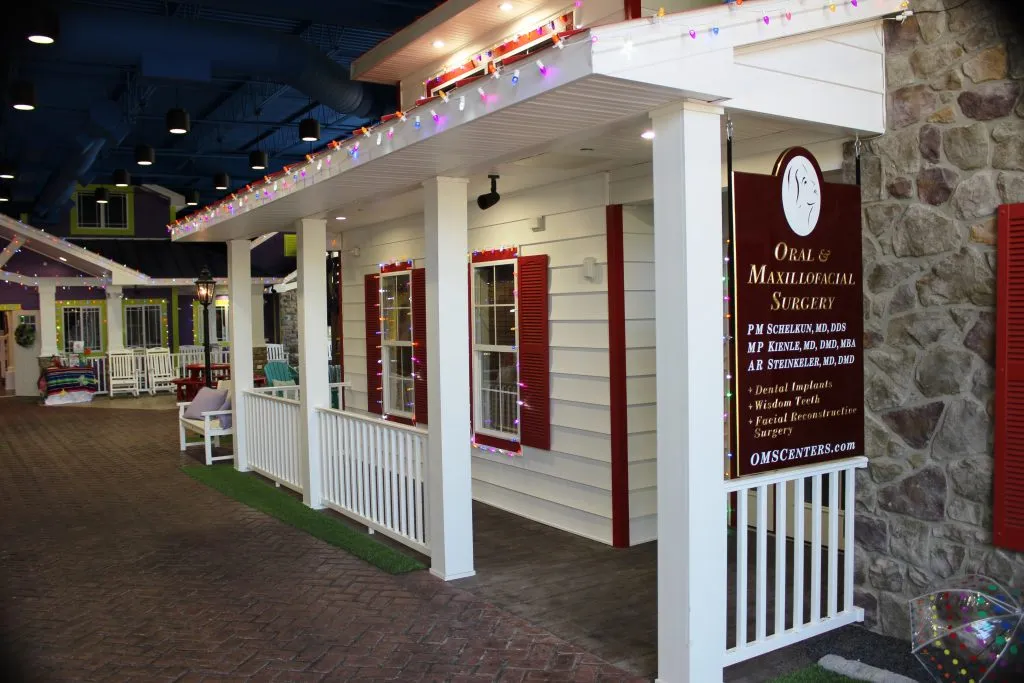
[316,408,429,554]
[60,348,233,397]
[244,388,304,493]
[723,456,867,666]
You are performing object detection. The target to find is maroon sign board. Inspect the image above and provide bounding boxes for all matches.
[731,147,864,477]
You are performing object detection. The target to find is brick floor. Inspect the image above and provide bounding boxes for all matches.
[0,399,644,682]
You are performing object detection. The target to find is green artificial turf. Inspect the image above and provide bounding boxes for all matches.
[770,666,859,683]
[183,465,426,574]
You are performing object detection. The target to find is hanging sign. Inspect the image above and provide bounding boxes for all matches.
[731,147,863,476]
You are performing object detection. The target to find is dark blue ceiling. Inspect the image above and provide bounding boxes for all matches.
[0,0,441,224]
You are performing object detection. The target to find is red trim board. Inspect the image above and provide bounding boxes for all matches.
[606,205,630,548]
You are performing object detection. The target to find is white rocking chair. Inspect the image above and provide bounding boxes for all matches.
[145,348,175,396]
[107,351,139,398]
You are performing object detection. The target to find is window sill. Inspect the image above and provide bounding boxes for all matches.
[473,432,521,454]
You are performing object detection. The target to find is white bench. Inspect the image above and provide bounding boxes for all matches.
[178,380,234,465]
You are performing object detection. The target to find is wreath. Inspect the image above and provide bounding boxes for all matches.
[14,323,36,348]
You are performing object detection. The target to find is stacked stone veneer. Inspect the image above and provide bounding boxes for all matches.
[279,290,298,359]
[848,0,1024,637]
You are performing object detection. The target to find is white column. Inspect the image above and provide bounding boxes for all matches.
[228,240,254,472]
[106,286,124,351]
[423,176,475,581]
[651,101,726,683]
[38,282,58,356]
[296,218,329,509]
[251,283,266,345]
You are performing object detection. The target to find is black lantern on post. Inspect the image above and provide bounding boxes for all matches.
[194,266,216,388]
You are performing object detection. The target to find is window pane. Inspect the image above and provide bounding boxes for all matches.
[495,305,516,346]
[494,264,515,304]
[63,309,79,352]
[381,274,411,343]
[475,306,495,346]
[78,196,99,228]
[386,346,414,414]
[479,350,518,435]
[145,306,161,347]
[106,195,128,228]
[475,266,495,305]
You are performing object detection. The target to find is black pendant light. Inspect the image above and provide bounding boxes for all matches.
[0,161,14,180]
[249,150,268,170]
[10,81,36,111]
[26,10,59,44]
[0,186,10,203]
[166,108,190,135]
[186,189,200,206]
[135,144,155,166]
[94,187,110,204]
[213,172,229,191]
[299,118,320,142]
[113,169,131,187]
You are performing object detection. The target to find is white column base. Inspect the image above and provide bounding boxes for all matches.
[429,568,477,581]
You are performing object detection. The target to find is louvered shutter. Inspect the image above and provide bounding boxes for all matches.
[517,255,550,450]
[468,264,474,433]
[364,273,382,415]
[412,268,428,425]
[995,203,1024,550]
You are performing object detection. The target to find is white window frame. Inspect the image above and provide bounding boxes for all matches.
[124,303,163,348]
[195,302,230,345]
[77,190,129,229]
[214,305,230,343]
[471,258,520,441]
[62,305,103,352]
[379,271,414,419]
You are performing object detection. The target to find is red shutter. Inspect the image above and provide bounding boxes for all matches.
[364,273,382,415]
[412,268,428,425]
[995,203,1024,550]
[606,205,630,547]
[517,255,550,450]
[469,264,474,434]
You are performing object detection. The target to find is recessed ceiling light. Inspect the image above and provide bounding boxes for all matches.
[641,130,655,140]
[499,2,514,10]
[335,216,347,221]
[432,39,445,48]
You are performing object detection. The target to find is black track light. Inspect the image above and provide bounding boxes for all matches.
[26,10,59,45]
[135,144,155,166]
[113,169,131,187]
[249,150,268,171]
[166,108,190,135]
[0,186,10,203]
[214,172,230,191]
[94,187,110,204]
[477,174,501,211]
[0,161,14,180]
[186,189,200,206]
[10,81,36,111]
[299,118,320,142]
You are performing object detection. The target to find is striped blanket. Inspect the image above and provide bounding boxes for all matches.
[44,366,99,398]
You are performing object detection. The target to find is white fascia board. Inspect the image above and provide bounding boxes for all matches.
[0,236,25,268]
[1,270,108,288]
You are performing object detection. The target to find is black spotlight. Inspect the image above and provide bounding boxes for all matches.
[26,10,59,45]
[0,186,10,203]
[0,161,14,180]
[10,81,36,111]
[299,118,320,142]
[94,187,110,204]
[213,172,230,191]
[135,144,155,166]
[477,174,501,211]
[113,169,131,187]
[249,150,268,170]
[186,189,200,206]
[166,108,190,135]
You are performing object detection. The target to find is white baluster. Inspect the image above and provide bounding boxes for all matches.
[811,474,823,623]
[793,477,805,630]
[828,471,840,618]
[775,481,787,636]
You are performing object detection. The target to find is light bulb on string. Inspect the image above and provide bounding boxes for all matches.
[414,115,421,129]
[459,95,466,111]
[511,69,520,85]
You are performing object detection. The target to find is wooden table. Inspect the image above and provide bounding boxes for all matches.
[186,363,231,385]
[173,372,266,402]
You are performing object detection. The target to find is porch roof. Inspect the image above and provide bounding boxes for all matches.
[170,0,907,244]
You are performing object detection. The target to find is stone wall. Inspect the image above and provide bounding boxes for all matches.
[850,0,1024,638]
[279,290,298,359]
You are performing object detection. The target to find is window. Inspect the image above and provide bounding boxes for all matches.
[380,272,414,417]
[77,190,129,230]
[62,306,102,352]
[193,302,230,344]
[215,306,229,343]
[124,304,163,348]
[472,261,519,439]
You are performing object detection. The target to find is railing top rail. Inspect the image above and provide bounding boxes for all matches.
[248,385,300,393]
[723,456,868,493]
[316,406,429,436]
[244,388,301,406]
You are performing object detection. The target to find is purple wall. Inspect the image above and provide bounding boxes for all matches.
[178,293,195,345]
[5,248,90,278]
[0,282,40,309]
[251,233,296,277]
[47,188,171,238]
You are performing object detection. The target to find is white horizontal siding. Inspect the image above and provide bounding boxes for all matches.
[339,185,614,544]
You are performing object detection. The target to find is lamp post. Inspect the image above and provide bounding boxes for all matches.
[194,266,216,388]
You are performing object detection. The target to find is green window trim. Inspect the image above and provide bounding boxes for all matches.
[192,298,230,345]
[122,298,169,348]
[69,184,136,236]
[171,289,180,352]
[283,234,297,257]
[56,299,107,353]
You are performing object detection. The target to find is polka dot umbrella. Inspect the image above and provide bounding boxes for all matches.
[910,574,1024,682]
